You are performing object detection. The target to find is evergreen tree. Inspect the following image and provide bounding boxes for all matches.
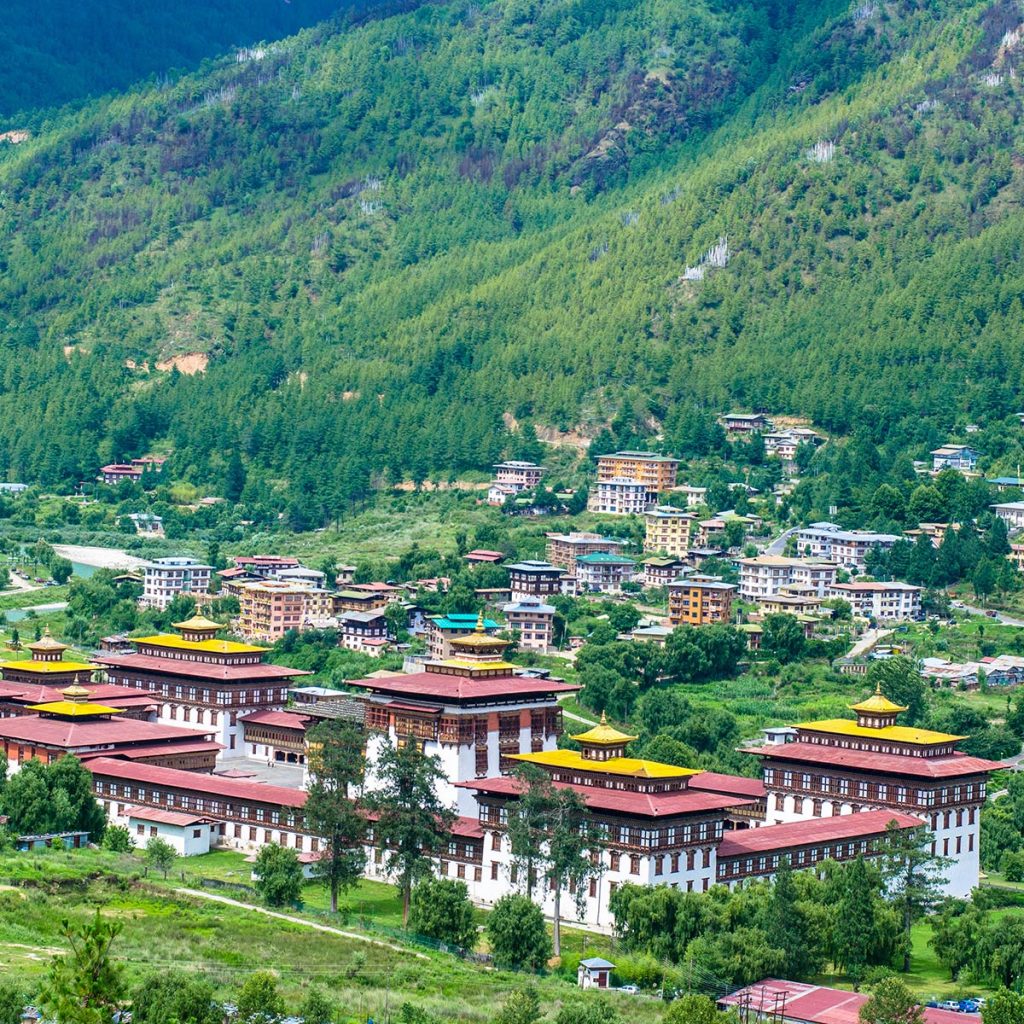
[833,857,877,988]
[304,719,367,913]
[367,738,454,926]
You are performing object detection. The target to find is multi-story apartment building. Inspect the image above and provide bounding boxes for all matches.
[668,579,736,626]
[743,687,1003,896]
[993,502,1024,533]
[596,451,679,500]
[545,532,624,570]
[827,581,923,622]
[237,580,309,641]
[141,557,213,610]
[762,428,822,462]
[338,610,389,655]
[493,461,542,490]
[502,597,556,651]
[644,505,695,558]
[232,555,301,579]
[575,553,637,594]
[588,478,650,516]
[506,561,566,599]
[672,485,708,509]
[641,556,685,588]
[737,556,837,600]
[426,613,501,660]
[794,522,899,570]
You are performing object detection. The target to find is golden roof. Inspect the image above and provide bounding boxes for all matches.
[0,659,96,674]
[28,627,67,652]
[61,684,91,702]
[436,658,519,672]
[511,749,699,780]
[449,611,510,650]
[27,699,123,717]
[571,711,638,746]
[796,719,964,745]
[133,634,267,654]
[850,684,908,715]
[172,614,224,631]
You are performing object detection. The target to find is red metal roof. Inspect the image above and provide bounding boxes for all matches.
[744,741,1003,779]
[689,772,766,799]
[123,805,215,827]
[717,810,924,859]
[451,816,485,839]
[0,715,215,749]
[0,680,160,707]
[351,671,579,702]
[720,980,972,1024]
[93,652,308,682]
[386,701,443,714]
[85,757,308,808]
[86,740,223,760]
[240,709,311,730]
[459,776,753,818]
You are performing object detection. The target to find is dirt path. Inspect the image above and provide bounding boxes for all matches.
[173,887,428,958]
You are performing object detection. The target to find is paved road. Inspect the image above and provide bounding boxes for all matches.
[174,887,428,958]
[956,603,1024,627]
[764,527,799,556]
[845,628,892,660]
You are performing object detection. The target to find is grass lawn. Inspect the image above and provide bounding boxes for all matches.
[0,847,668,1023]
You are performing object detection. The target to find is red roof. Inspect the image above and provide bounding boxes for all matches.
[234,556,300,568]
[459,776,753,819]
[689,772,766,799]
[0,680,159,707]
[240,709,311,731]
[744,741,1003,779]
[85,757,308,808]
[93,652,309,682]
[0,715,215,749]
[720,980,972,1024]
[465,550,505,562]
[86,740,223,760]
[352,671,579,703]
[123,805,215,827]
[451,816,485,839]
[350,582,401,593]
[717,810,924,859]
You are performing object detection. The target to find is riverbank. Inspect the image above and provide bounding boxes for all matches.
[52,544,148,571]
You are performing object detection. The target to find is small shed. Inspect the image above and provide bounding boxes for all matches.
[578,957,615,990]
[16,831,89,851]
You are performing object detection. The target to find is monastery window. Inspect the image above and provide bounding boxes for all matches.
[969,808,976,825]
[589,878,598,898]
[812,800,823,817]
[654,856,664,875]
[630,856,641,875]
[896,786,907,803]
[491,863,499,881]
[249,828,257,841]
[878,784,888,801]
[764,768,775,784]
[782,771,793,787]
[671,853,680,872]
[686,850,695,871]
[491,833,501,852]
[609,853,620,872]
[838,779,849,796]
[956,836,962,854]
[857,782,868,798]
[510,865,519,883]
[969,833,974,852]
[801,773,811,788]
[943,838,949,856]
[957,809,964,827]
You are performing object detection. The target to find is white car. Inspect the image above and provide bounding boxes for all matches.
[619,985,639,995]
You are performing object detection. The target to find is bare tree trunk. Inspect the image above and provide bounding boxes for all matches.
[402,879,411,927]
[331,875,338,914]
[553,883,562,958]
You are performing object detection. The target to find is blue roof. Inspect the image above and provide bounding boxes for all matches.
[988,477,1024,486]
[431,615,500,630]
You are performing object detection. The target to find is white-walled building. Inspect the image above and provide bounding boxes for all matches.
[743,688,1002,897]
[795,523,899,570]
[993,502,1024,532]
[827,581,922,622]
[588,478,650,516]
[644,505,695,558]
[140,557,213,610]
[126,805,221,856]
[502,597,556,651]
[737,556,837,600]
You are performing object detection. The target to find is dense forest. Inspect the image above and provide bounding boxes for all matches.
[1,0,1024,520]
[0,0,352,118]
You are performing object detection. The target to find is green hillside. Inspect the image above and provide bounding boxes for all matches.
[0,0,353,118]
[0,0,1022,517]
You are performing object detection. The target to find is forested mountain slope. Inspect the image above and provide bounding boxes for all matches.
[0,0,349,118]
[0,0,1022,518]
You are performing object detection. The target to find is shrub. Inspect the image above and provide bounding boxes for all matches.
[486,894,550,971]
[408,877,477,950]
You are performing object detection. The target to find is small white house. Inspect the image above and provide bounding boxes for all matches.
[578,957,615,990]
[125,805,221,856]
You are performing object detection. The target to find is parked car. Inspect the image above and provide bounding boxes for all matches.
[959,1000,980,1013]
[619,985,639,995]
[938,1001,961,1012]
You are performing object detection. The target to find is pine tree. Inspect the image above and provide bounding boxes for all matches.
[833,857,877,988]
